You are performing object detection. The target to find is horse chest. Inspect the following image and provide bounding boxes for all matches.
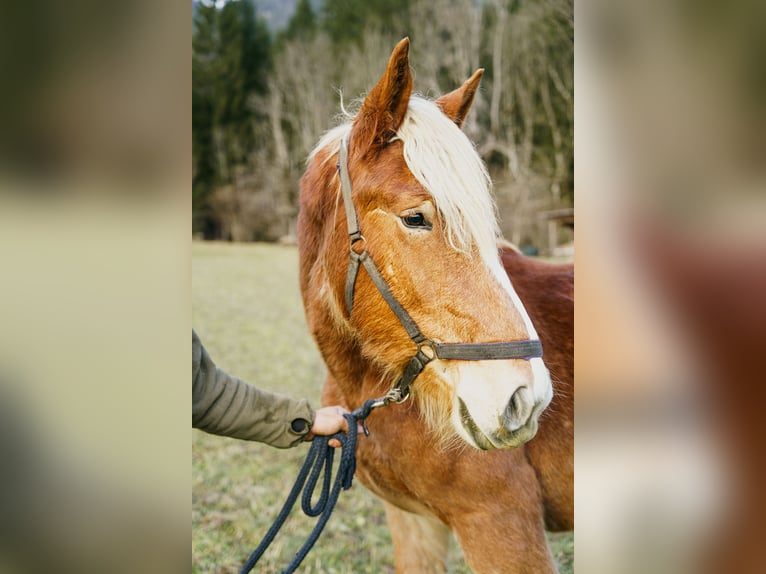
[353,416,458,514]
[352,412,528,521]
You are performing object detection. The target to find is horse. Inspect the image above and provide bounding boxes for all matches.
[297,38,573,573]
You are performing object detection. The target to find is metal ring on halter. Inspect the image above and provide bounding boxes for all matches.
[417,340,437,361]
[350,234,366,254]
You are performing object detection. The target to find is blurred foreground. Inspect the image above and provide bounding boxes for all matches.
[576,0,766,572]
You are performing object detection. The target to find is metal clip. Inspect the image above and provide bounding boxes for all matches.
[368,395,389,411]
[384,387,410,405]
[365,387,410,413]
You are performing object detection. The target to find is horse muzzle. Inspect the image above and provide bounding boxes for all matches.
[451,359,552,450]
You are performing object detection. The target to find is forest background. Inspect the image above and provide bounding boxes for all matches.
[192,0,573,251]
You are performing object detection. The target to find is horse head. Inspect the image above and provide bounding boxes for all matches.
[300,38,552,450]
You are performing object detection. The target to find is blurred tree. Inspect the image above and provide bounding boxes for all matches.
[477,0,573,244]
[322,0,411,46]
[283,0,317,41]
[192,3,219,236]
[214,0,270,170]
[192,0,271,238]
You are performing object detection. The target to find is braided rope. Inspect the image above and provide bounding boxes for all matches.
[240,399,377,574]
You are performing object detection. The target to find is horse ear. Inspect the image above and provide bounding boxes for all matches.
[436,68,484,128]
[351,37,413,154]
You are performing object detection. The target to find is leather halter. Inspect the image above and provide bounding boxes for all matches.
[337,136,543,405]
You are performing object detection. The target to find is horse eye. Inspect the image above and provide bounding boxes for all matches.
[401,213,431,229]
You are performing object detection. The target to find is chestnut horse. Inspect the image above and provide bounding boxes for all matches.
[298,39,573,573]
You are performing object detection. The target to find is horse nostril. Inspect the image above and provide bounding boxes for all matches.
[502,386,532,432]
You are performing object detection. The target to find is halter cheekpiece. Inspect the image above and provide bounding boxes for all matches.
[337,136,543,407]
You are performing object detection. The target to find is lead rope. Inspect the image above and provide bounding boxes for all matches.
[240,398,379,574]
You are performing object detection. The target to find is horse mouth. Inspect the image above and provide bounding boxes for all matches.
[458,398,539,450]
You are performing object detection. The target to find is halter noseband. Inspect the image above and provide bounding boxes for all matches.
[337,136,543,405]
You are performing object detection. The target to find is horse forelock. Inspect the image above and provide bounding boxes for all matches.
[308,96,502,273]
[396,97,500,267]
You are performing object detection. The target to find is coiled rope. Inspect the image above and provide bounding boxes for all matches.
[240,398,378,574]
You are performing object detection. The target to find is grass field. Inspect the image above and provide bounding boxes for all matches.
[192,241,573,573]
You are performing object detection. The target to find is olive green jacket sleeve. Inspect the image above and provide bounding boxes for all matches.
[192,330,315,448]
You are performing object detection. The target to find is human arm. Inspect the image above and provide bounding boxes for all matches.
[192,329,315,448]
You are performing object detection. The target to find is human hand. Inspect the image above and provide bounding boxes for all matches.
[306,406,362,448]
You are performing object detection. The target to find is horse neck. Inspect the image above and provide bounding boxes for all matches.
[321,327,393,408]
[302,265,392,407]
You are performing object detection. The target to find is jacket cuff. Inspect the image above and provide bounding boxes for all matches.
[286,403,315,445]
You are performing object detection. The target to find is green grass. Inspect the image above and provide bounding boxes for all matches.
[192,241,573,573]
